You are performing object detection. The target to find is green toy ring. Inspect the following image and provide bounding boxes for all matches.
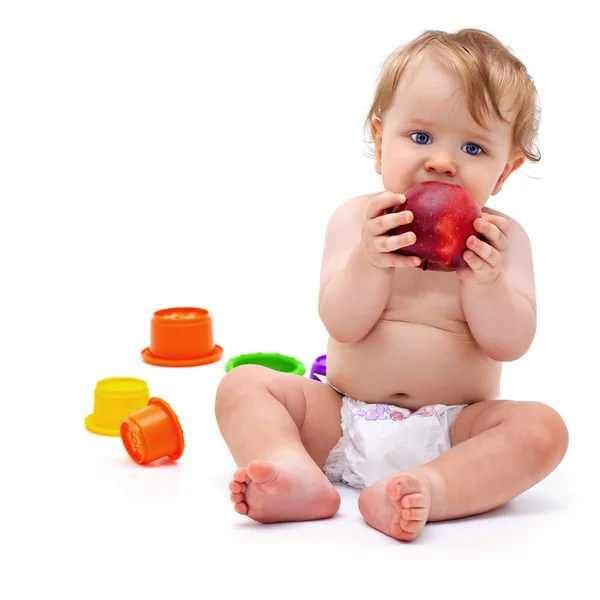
[225,352,306,376]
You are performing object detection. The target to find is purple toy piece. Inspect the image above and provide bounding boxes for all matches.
[309,354,327,381]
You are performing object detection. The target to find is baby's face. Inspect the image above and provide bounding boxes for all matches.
[374,54,522,207]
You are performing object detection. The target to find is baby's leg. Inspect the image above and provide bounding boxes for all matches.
[215,364,343,523]
[358,400,568,541]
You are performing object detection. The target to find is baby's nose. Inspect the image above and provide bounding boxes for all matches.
[424,154,457,177]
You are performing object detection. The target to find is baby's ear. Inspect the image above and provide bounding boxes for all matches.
[492,155,526,196]
[372,118,383,175]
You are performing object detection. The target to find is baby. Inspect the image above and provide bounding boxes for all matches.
[215,28,569,542]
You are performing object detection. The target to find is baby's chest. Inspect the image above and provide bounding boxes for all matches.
[385,270,465,323]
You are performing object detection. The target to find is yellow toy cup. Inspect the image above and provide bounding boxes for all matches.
[84,377,150,436]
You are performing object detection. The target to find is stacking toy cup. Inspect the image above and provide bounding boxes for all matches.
[120,398,185,465]
[225,352,305,375]
[84,377,150,436]
[141,307,223,367]
[309,354,327,381]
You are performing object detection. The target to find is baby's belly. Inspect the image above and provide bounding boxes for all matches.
[326,319,501,410]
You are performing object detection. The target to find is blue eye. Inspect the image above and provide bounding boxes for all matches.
[462,142,483,156]
[411,132,431,145]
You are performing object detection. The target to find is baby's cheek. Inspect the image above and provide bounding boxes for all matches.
[381,169,409,196]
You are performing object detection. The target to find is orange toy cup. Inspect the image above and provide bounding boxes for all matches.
[120,397,185,465]
[141,307,223,367]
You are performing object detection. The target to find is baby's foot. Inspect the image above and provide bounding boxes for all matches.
[228,460,341,523]
[358,473,432,542]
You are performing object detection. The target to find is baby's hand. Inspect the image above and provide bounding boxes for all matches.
[457,213,510,285]
[361,192,421,270]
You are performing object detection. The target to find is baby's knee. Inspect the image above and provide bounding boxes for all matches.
[520,402,569,470]
[215,365,274,415]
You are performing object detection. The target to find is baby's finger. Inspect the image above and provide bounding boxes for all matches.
[474,218,507,252]
[370,209,414,236]
[467,236,501,267]
[378,231,417,253]
[366,191,406,219]
[385,253,422,269]
[464,249,491,275]
[481,213,511,238]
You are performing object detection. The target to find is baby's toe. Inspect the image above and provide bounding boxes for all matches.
[230,492,244,503]
[229,480,246,493]
[401,493,426,508]
[402,507,427,521]
[400,518,424,534]
[234,502,248,515]
[234,467,249,483]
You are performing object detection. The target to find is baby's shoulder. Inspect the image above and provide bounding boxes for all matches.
[328,192,381,225]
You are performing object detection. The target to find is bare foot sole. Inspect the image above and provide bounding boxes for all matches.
[358,473,431,542]
[228,460,341,523]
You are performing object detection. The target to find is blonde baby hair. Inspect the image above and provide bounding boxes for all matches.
[365,28,541,162]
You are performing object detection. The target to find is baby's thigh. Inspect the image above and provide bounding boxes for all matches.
[262,368,343,468]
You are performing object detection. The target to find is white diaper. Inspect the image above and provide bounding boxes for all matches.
[323,395,468,490]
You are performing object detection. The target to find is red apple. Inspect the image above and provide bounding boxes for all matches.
[387,181,484,271]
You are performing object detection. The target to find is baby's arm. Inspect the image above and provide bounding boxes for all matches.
[459,213,536,361]
[319,193,418,343]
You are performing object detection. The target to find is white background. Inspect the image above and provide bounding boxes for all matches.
[1,1,598,598]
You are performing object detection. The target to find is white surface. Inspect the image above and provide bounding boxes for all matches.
[1,1,598,598]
